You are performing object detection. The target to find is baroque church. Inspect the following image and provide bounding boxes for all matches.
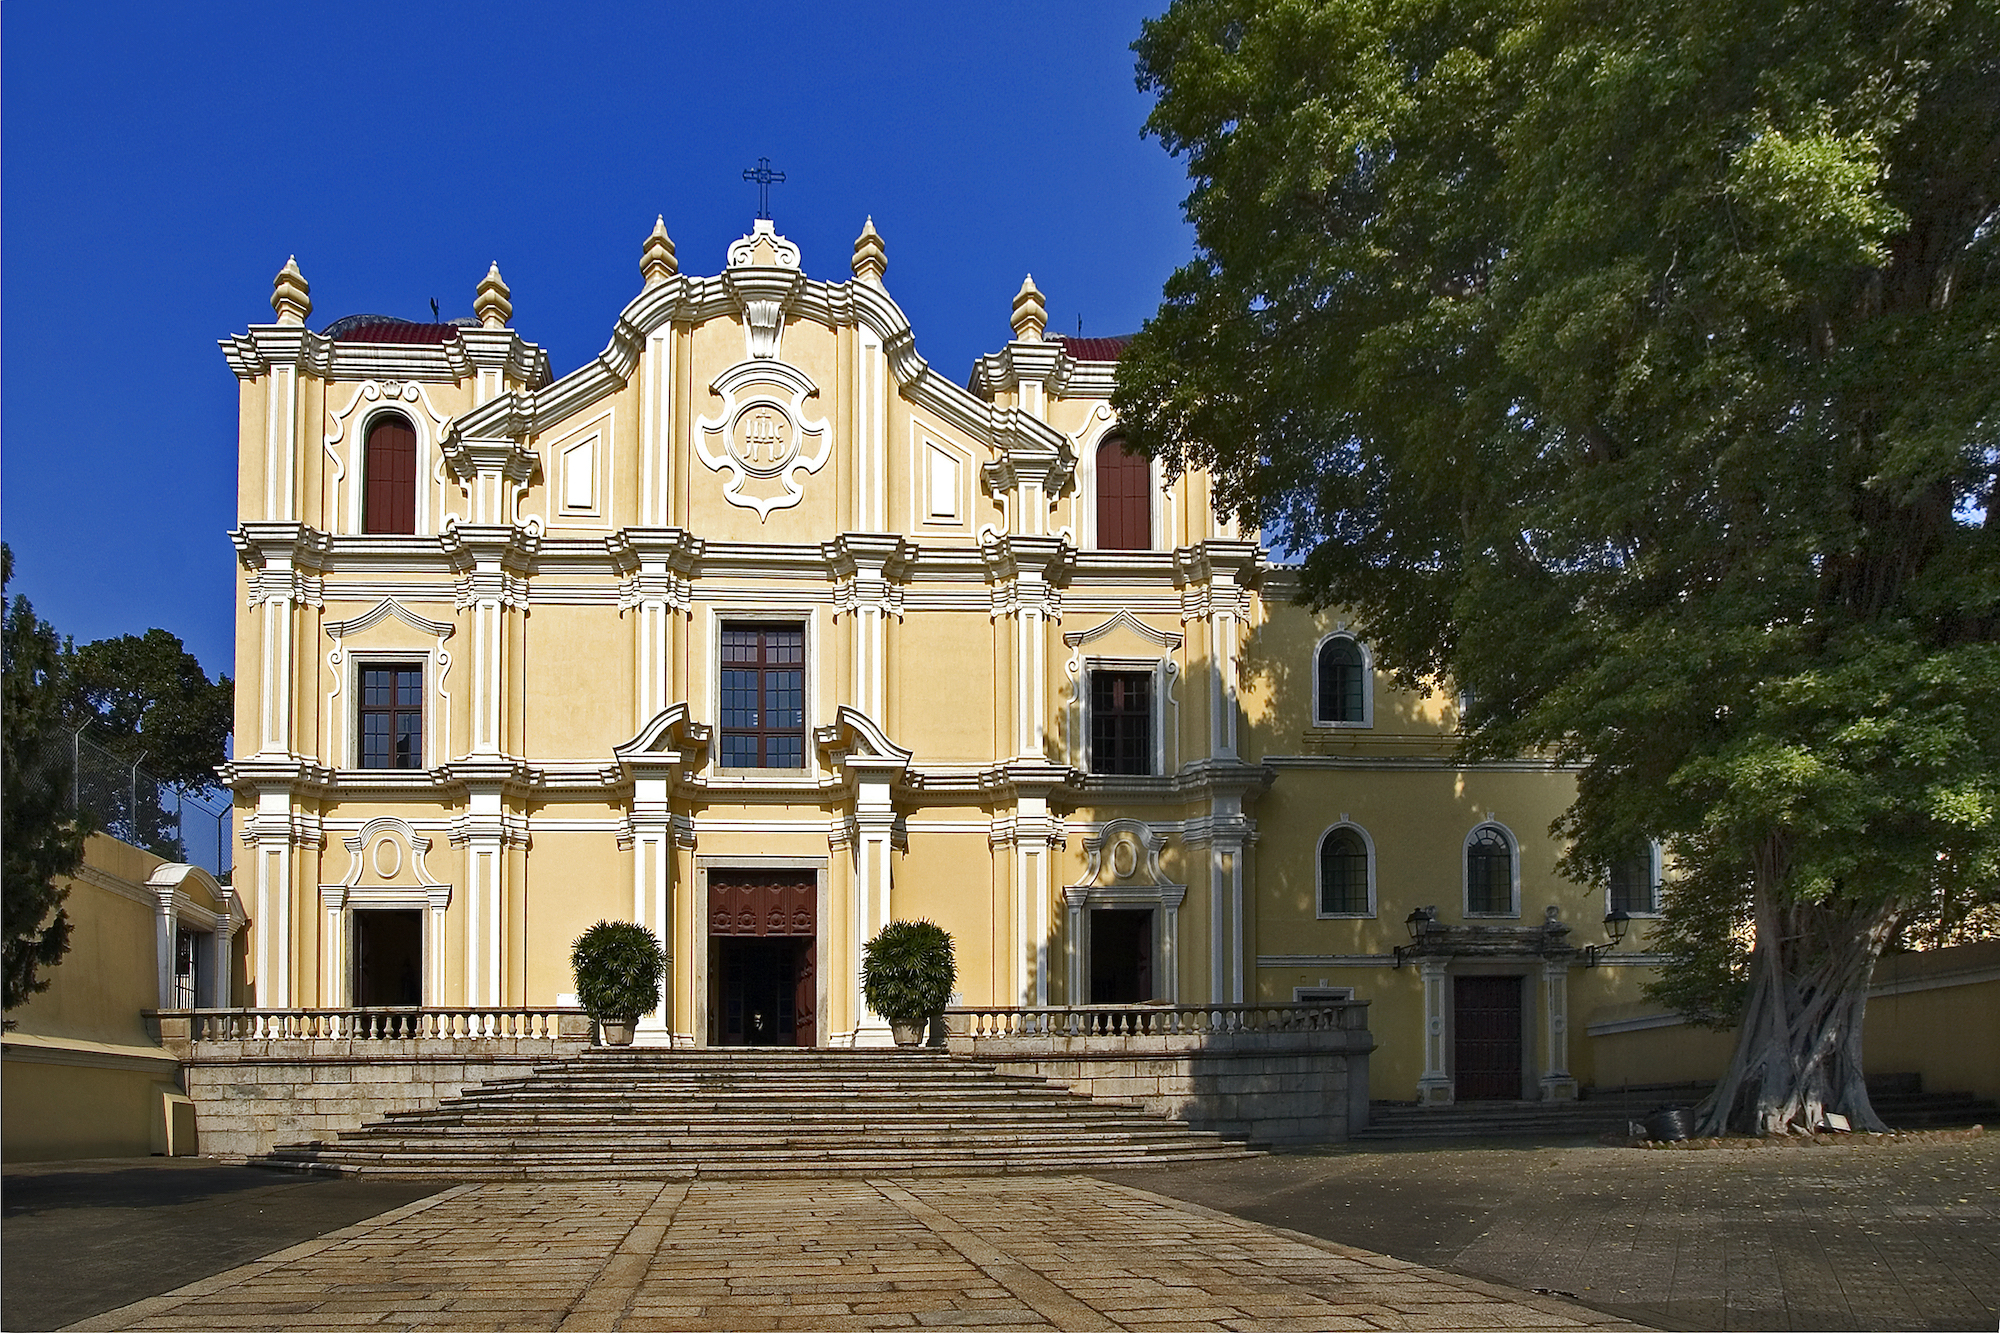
[220,211,1666,1105]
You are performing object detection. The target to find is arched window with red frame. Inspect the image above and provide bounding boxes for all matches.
[363,413,418,535]
[1095,435,1151,550]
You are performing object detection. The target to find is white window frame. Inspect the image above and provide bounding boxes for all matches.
[1293,985,1355,1002]
[1312,631,1375,728]
[1315,821,1377,918]
[706,607,818,780]
[346,652,436,772]
[1075,426,1164,552]
[1081,656,1172,777]
[1462,820,1521,919]
[1606,840,1664,918]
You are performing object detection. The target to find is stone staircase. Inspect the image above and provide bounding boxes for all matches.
[1355,1076,1996,1142]
[251,1048,1262,1179]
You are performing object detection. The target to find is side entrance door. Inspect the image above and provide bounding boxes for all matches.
[1453,974,1524,1099]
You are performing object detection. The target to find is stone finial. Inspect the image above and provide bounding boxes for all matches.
[270,256,311,326]
[1011,274,1047,342]
[474,261,512,328]
[642,215,678,286]
[851,216,886,285]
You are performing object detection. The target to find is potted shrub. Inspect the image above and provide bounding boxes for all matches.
[570,920,666,1047]
[862,919,956,1047]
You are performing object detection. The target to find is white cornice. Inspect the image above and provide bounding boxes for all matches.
[323,597,456,640]
[219,324,550,387]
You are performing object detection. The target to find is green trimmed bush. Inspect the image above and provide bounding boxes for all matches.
[861,919,957,1027]
[570,920,666,1023]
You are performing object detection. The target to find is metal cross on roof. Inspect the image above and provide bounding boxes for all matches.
[742,157,786,220]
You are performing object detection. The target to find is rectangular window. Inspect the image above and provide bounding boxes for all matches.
[1089,670,1153,775]
[359,663,424,769]
[719,623,806,769]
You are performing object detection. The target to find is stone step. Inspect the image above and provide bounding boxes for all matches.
[252,1152,1259,1182]
[264,1140,1251,1165]
[366,1104,1168,1128]
[262,1140,1250,1164]
[295,1128,1228,1151]
[248,1047,1261,1180]
[422,1080,1104,1096]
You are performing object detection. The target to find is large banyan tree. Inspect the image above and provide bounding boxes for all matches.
[1114,0,2000,1133]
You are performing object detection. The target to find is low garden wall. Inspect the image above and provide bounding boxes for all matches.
[944,1002,1374,1145]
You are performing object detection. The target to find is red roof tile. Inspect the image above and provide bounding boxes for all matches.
[1056,334,1133,362]
[323,313,471,344]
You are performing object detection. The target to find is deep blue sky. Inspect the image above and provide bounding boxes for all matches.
[2,2,1193,679]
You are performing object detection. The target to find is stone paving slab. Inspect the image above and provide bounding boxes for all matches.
[62,1176,1638,1332]
[1100,1134,2000,1332]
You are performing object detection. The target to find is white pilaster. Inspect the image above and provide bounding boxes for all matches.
[154,892,179,1010]
[1419,957,1454,1104]
[850,773,897,1046]
[457,782,509,1011]
[318,886,346,1006]
[642,330,673,526]
[1541,960,1579,1100]
[424,887,450,1006]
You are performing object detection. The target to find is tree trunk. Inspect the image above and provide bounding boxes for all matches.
[1696,868,1902,1137]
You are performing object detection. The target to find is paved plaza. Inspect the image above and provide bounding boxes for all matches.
[8,1134,1994,1331]
[1106,1134,2000,1331]
[58,1175,1633,1332]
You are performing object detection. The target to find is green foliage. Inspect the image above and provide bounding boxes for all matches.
[70,630,233,794]
[569,920,666,1023]
[1118,0,2000,1128]
[861,919,957,1026]
[3,546,85,1011]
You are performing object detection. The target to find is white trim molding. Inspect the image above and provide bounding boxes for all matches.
[1315,820,1377,918]
[323,380,456,536]
[694,360,832,520]
[1063,819,1187,1003]
[1463,819,1522,918]
[1311,630,1375,729]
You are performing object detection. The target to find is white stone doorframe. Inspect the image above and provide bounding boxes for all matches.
[691,856,830,1050]
[318,883,452,1007]
[1061,883,1186,1005]
[1414,955,1578,1105]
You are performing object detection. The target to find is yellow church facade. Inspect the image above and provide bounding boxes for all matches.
[222,214,1663,1104]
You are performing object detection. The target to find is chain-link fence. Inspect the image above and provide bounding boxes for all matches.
[57,729,231,881]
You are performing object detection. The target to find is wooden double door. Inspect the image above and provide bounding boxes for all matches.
[1453,974,1525,1099]
[708,871,817,1047]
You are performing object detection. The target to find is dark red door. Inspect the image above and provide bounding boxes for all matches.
[709,871,816,1047]
[1453,974,1524,1099]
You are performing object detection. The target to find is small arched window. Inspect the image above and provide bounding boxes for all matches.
[1465,825,1516,915]
[1095,435,1151,550]
[363,413,418,535]
[1316,635,1369,724]
[1318,827,1372,916]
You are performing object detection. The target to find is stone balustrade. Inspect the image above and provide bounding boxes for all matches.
[145,1006,595,1160]
[943,1001,1374,1146]
[163,1006,591,1045]
[946,1001,1365,1040]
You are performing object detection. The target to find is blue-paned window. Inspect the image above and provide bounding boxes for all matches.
[359,664,424,769]
[719,624,806,769]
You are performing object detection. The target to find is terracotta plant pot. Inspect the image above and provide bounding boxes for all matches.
[600,1019,637,1047]
[890,1020,925,1048]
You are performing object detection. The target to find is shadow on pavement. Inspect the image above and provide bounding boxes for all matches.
[1,1157,438,1332]
[1096,1135,2000,1333]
